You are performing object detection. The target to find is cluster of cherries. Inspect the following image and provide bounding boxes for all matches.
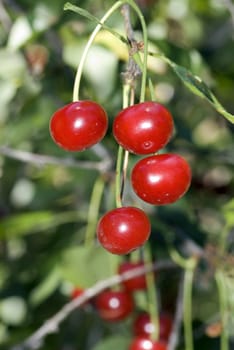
[50,99,192,255]
[71,261,172,350]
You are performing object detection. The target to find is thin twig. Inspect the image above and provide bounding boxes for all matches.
[11,260,177,350]
[121,4,142,85]
[0,0,12,31]
[0,145,112,173]
[121,4,135,42]
[167,273,184,350]
[223,0,234,28]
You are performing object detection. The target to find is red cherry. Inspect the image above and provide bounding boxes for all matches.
[113,102,173,155]
[159,313,173,341]
[133,312,173,341]
[131,153,191,205]
[71,287,84,300]
[97,207,151,255]
[95,290,134,321]
[118,261,147,291]
[129,337,167,350]
[49,100,108,151]
[70,287,89,306]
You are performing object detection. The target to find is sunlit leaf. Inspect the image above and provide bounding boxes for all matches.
[162,56,234,124]
[59,245,120,287]
[222,199,234,227]
[0,211,85,238]
[64,2,127,44]
[0,49,26,81]
[29,267,61,306]
[7,16,32,50]
[91,335,131,350]
[0,297,27,326]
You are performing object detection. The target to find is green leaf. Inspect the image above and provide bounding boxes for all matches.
[0,297,27,326]
[64,2,127,44]
[91,335,131,350]
[7,16,32,50]
[164,57,234,124]
[147,52,234,123]
[222,199,234,227]
[0,49,26,81]
[59,245,120,287]
[225,275,234,337]
[0,211,85,239]
[29,267,61,306]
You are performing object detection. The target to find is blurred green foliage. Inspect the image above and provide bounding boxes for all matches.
[0,0,233,349]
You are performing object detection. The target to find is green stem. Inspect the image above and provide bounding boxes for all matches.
[148,78,156,102]
[115,146,124,208]
[72,0,148,102]
[219,223,231,255]
[115,83,131,208]
[120,149,129,199]
[215,270,229,350]
[169,247,191,269]
[143,244,159,341]
[183,261,196,350]
[119,85,134,199]
[72,1,124,101]
[85,176,105,246]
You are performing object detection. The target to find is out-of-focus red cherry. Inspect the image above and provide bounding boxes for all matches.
[118,261,147,291]
[95,289,134,322]
[133,312,173,341]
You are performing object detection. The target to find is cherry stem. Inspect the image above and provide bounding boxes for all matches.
[219,222,231,255]
[148,78,156,102]
[84,176,105,246]
[143,244,159,341]
[72,1,124,101]
[215,270,229,350]
[72,0,148,102]
[183,259,196,350]
[120,150,129,199]
[120,85,135,199]
[115,83,131,208]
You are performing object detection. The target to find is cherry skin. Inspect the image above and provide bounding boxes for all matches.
[133,312,173,341]
[113,101,173,155]
[131,153,191,205]
[97,207,151,255]
[95,289,134,321]
[70,287,89,306]
[71,287,84,300]
[50,100,108,151]
[118,261,147,291]
[129,337,167,350]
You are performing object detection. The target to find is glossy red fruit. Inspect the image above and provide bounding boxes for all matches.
[95,290,134,321]
[118,261,147,291]
[71,287,84,300]
[133,312,173,341]
[97,207,151,255]
[131,153,191,205]
[70,287,88,306]
[50,100,108,151]
[113,102,173,155]
[159,313,173,340]
[129,337,167,350]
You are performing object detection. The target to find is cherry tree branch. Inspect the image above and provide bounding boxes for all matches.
[0,0,12,31]
[223,0,234,28]
[168,273,184,350]
[0,145,113,173]
[11,259,177,350]
[121,4,142,84]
